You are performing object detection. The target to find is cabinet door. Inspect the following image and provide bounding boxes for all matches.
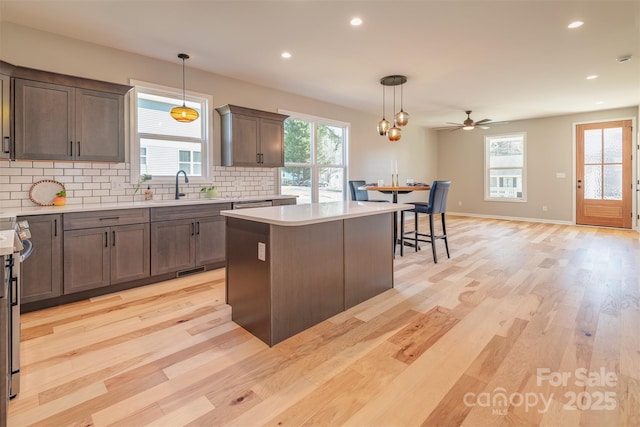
[150,219,195,276]
[76,88,124,162]
[1,73,9,159]
[195,216,225,266]
[20,215,63,303]
[14,79,74,160]
[232,114,260,166]
[111,223,150,285]
[64,227,110,294]
[259,118,285,167]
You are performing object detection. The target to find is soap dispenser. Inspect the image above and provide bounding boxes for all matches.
[144,185,153,201]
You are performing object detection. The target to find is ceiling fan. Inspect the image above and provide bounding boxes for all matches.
[446,110,502,131]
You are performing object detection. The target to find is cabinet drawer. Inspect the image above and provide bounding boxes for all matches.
[64,208,150,230]
[150,203,232,222]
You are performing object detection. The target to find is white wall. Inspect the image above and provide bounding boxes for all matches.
[438,106,639,224]
[0,22,439,207]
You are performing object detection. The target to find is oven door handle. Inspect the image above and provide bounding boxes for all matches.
[20,240,33,263]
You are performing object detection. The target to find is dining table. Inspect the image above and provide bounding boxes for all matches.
[359,184,431,255]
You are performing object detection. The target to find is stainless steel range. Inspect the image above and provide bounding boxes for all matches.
[1,217,32,426]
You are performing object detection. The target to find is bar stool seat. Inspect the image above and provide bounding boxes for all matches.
[400,180,451,263]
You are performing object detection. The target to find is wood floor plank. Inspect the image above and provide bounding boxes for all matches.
[7,216,639,427]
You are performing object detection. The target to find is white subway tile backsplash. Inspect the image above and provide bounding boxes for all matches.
[0,160,277,209]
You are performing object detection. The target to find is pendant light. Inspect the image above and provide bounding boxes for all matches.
[387,85,402,142]
[395,82,410,127]
[170,53,199,123]
[377,75,408,142]
[376,85,390,135]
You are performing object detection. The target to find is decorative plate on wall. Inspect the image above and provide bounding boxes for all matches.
[29,180,66,206]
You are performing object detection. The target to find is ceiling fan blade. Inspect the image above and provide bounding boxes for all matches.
[449,127,463,132]
[478,125,491,130]
[474,119,491,125]
[446,122,464,126]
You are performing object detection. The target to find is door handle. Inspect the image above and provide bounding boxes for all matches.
[577,179,582,189]
[112,230,116,246]
[104,231,108,247]
[77,141,81,157]
[69,141,73,156]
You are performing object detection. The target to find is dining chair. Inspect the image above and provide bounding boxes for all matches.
[348,180,389,202]
[399,180,451,262]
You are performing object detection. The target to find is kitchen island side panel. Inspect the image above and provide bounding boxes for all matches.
[270,221,344,345]
[343,213,394,309]
[225,217,271,346]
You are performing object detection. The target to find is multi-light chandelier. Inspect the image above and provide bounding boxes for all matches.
[376,75,409,142]
[170,53,200,123]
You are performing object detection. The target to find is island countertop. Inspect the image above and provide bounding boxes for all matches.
[221,200,413,226]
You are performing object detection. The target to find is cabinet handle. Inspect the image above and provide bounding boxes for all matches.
[191,222,195,236]
[99,216,120,221]
[69,141,73,156]
[2,136,9,154]
[196,221,200,235]
[54,218,57,237]
[112,230,116,246]
[104,231,108,247]
[260,153,264,163]
[77,141,81,157]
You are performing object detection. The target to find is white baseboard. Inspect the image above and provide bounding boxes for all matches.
[446,211,573,226]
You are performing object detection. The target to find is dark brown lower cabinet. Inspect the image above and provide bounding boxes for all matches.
[150,219,195,276]
[150,204,230,276]
[19,214,63,303]
[64,223,150,294]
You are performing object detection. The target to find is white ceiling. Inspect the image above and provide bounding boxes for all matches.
[1,0,639,129]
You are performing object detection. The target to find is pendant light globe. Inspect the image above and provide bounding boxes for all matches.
[377,118,391,135]
[170,53,199,123]
[387,123,402,142]
[395,109,410,127]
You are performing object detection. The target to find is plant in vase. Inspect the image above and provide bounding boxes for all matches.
[133,174,152,196]
[200,184,218,198]
[53,190,67,206]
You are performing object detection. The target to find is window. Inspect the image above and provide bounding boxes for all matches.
[132,81,210,182]
[484,133,526,201]
[280,112,348,204]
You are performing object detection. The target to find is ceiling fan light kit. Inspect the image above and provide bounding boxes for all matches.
[377,75,409,142]
[170,53,200,123]
[447,110,498,131]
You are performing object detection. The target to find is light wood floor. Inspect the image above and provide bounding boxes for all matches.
[8,216,640,427]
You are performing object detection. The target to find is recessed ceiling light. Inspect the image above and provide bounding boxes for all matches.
[350,17,363,26]
[281,52,292,59]
[568,21,584,29]
[586,75,598,80]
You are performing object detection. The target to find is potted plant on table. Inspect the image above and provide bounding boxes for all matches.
[200,184,218,198]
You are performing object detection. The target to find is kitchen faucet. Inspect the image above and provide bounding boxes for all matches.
[175,170,189,199]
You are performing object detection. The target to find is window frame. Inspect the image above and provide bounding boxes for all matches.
[278,110,349,203]
[130,79,212,185]
[484,132,527,202]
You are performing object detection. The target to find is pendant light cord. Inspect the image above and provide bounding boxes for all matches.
[181,56,186,107]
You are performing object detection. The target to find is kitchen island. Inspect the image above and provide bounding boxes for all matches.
[221,201,413,346]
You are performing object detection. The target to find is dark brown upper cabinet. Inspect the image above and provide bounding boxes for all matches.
[5,61,132,162]
[216,104,288,167]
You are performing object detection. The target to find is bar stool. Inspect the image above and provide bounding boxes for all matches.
[348,180,389,202]
[400,180,451,263]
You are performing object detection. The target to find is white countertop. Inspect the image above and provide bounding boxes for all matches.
[221,201,413,226]
[0,195,296,218]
